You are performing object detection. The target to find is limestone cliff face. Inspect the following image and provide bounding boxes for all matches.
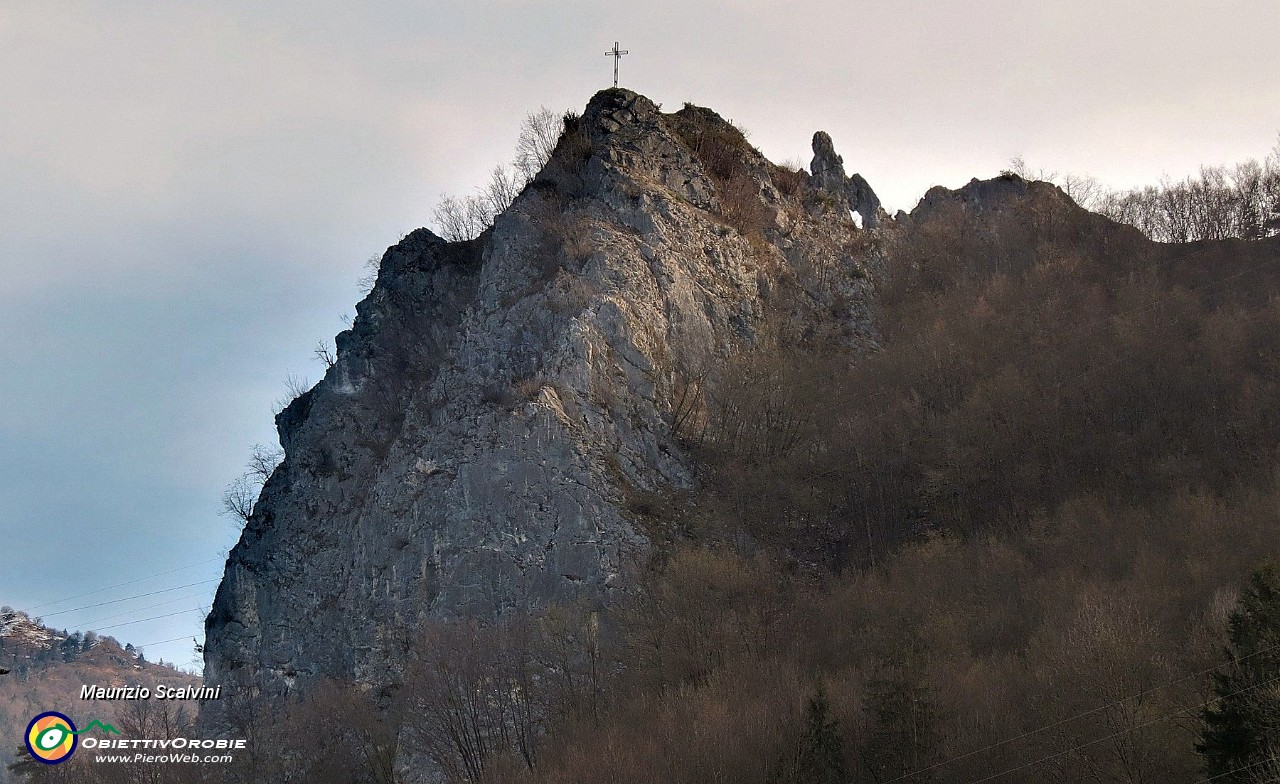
[202,89,881,711]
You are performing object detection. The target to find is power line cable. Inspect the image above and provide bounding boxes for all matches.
[38,580,219,620]
[961,673,1280,784]
[1194,757,1278,783]
[76,592,211,630]
[91,608,205,633]
[883,639,1280,783]
[28,558,222,612]
[133,634,198,650]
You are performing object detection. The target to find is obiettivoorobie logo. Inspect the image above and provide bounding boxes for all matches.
[24,712,120,765]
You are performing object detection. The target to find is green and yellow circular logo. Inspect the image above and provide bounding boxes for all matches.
[25,712,77,764]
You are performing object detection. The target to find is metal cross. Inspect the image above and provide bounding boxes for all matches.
[605,41,629,88]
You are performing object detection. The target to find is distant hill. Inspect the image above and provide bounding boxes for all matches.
[0,608,200,781]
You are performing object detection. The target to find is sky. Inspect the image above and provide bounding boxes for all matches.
[1,0,1277,672]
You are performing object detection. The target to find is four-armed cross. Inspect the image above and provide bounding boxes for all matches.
[605,41,629,88]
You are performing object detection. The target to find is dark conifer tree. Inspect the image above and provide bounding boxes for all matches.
[1199,563,1280,779]
[778,684,848,784]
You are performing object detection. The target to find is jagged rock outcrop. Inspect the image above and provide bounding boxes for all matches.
[910,173,1032,219]
[202,89,883,727]
[903,171,1151,251]
[810,130,889,229]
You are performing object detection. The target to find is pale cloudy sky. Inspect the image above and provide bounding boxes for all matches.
[1,0,1276,670]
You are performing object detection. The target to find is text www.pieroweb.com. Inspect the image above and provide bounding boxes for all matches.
[83,737,244,765]
[94,752,235,764]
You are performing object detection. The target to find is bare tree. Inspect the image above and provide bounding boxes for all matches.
[1007,154,1055,183]
[432,107,567,242]
[401,618,544,782]
[247,443,284,483]
[483,163,523,216]
[272,681,398,784]
[1007,156,1100,208]
[1011,147,1280,241]
[432,194,478,243]
[220,475,257,526]
[514,106,564,182]
[358,252,381,295]
[283,372,310,400]
[1061,172,1102,209]
[1091,150,1280,242]
[535,601,608,723]
[220,444,283,528]
[314,340,336,370]
[106,700,195,784]
[270,372,312,416]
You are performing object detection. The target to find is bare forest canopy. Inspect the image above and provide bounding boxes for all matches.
[1008,145,1280,242]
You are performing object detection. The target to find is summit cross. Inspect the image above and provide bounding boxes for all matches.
[605,41,629,88]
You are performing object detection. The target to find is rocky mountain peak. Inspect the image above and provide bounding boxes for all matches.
[580,87,661,135]
[203,88,886,727]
